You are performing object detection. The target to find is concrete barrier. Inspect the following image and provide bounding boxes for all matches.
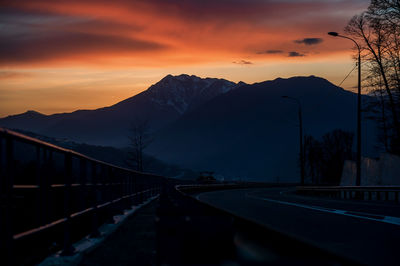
[341,153,400,186]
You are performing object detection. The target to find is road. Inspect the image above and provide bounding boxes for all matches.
[197,187,400,266]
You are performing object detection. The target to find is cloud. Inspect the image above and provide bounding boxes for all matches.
[233,60,253,65]
[256,50,284,54]
[0,71,32,80]
[0,30,168,64]
[294,38,323,45]
[0,1,367,66]
[288,51,305,57]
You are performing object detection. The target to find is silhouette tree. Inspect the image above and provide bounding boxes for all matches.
[304,130,354,185]
[304,135,323,184]
[345,0,400,153]
[127,119,152,172]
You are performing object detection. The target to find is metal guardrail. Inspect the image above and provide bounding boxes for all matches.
[296,186,400,202]
[0,128,164,265]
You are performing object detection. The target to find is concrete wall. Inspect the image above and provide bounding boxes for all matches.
[341,153,400,186]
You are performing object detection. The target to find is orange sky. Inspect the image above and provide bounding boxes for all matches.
[0,0,370,117]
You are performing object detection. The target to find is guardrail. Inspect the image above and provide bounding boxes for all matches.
[0,128,164,265]
[296,186,400,202]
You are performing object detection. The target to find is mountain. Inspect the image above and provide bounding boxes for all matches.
[0,74,241,147]
[1,74,378,182]
[145,74,240,114]
[146,76,377,182]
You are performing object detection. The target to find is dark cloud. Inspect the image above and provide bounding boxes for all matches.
[294,38,323,45]
[0,7,164,65]
[4,0,367,25]
[288,51,305,57]
[257,50,283,54]
[0,31,168,64]
[233,60,253,65]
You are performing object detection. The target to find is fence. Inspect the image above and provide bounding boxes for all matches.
[0,128,164,265]
[297,186,400,202]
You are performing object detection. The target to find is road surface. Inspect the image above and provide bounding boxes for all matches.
[197,187,400,266]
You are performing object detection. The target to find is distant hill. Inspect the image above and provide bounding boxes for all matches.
[0,74,241,147]
[12,129,197,179]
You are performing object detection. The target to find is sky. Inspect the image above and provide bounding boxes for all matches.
[0,0,370,117]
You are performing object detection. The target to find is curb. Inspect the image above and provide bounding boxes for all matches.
[38,195,159,266]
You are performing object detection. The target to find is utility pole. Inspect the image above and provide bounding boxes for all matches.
[328,32,362,186]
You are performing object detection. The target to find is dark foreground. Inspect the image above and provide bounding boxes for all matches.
[80,200,158,266]
[77,185,397,265]
[198,188,400,266]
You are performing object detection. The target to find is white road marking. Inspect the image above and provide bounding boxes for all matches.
[246,194,400,226]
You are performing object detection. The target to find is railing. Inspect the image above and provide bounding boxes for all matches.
[0,128,164,265]
[296,186,400,202]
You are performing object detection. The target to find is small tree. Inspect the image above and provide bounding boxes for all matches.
[304,130,354,185]
[127,119,152,172]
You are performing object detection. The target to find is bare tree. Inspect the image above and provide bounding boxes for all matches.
[127,119,152,172]
[345,1,400,153]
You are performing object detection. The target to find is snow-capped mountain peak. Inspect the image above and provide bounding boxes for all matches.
[146,74,241,114]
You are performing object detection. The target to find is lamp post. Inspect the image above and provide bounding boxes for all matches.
[282,96,305,185]
[328,31,361,186]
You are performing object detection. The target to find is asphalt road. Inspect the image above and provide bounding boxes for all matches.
[197,187,400,266]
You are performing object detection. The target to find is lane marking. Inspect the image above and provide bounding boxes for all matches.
[246,194,400,226]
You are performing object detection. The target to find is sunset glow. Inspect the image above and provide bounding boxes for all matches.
[1,0,369,116]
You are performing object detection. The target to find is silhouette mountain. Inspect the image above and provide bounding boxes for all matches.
[0,74,241,147]
[146,76,376,182]
[0,75,377,182]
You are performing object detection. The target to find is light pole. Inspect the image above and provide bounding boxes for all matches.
[282,96,305,185]
[328,31,361,186]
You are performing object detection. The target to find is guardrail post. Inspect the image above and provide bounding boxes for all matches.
[102,165,114,224]
[61,153,75,256]
[107,166,112,205]
[79,159,87,212]
[90,162,100,238]
[138,177,144,204]
[40,148,51,226]
[35,145,45,228]
[45,150,53,225]
[101,165,106,205]
[130,175,136,206]
[133,175,138,205]
[1,135,14,265]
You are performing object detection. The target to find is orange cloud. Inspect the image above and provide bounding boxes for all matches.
[1,0,369,67]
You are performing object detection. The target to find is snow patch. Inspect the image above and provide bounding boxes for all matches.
[38,195,159,266]
[147,74,238,115]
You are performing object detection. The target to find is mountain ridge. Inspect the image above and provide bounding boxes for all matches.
[146,75,376,182]
[0,74,378,182]
[0,74,243,146]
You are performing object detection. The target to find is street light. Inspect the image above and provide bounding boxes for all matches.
[328,31,361,186]
[282,96,305,185]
